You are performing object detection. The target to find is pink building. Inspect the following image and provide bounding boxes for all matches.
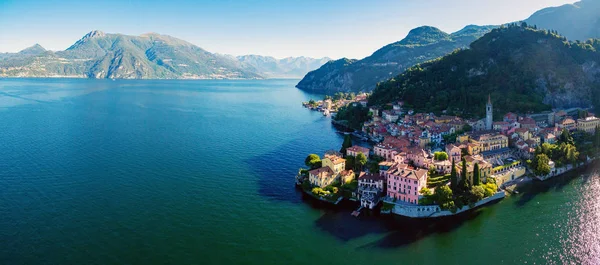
[384,163,428,205]
[374,144,397,161]
[346,145,370,158]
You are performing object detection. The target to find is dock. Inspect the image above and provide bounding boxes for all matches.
[351,206,364,217]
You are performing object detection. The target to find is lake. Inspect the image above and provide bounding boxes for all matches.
[0,78,598,265]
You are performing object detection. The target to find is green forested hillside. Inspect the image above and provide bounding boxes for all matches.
[296,25,496,94]
[369,24,600,117]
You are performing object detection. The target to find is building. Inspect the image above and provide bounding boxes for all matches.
[462,131,509,153]
[519,117,537,130]
[504,112,518,123]
[308,167,336,188]
[540,132,557,144]
[322,153,346,175]
[457,155,492,184]
[493,121,510,133]
[445,144,462,163]
[556,118,576,131]
[346,145,370,158]
[384,163,428,205]
[382,110,399,123]
[433,160,452,174]
[577,116,600,134]
[374,143,397,161]
[486,95,493,131]
[323,99,332,110]
[358,172,385,209]
[339,170,355,184]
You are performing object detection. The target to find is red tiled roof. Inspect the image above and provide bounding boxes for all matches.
[309,167,335,178]
[358,172,384,182]
[347,145,370,154]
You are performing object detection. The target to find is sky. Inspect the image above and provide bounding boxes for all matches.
[0,0,578,59]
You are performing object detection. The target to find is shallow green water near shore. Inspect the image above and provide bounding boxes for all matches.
[0,78,598,265]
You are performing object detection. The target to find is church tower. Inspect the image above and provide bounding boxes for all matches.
[486,94,493,130]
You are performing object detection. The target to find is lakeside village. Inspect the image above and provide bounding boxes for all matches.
[298,94,600,218]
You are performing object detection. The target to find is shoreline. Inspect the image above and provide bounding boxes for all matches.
[381,192,506,218]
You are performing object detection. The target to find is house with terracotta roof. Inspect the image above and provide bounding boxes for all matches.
[493,121,510,133]
[405,147,431,168]
[556,118,576,131]
[346,145,370,158]
[504,112,518,123]
[457,155,493,184]
[519,117,537,129]
[433,160,452,174]
[339,170,355,184]
[308,167,336,188]
[322,153,346,175]
[540,131,557,144]
[374,143,398,161]
[445,144,462,163]
[384,163,428,205]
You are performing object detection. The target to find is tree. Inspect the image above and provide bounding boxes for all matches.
[595,126,600,149]
[434,151,449,161]
[305,154,321,169]
[355,153,367,171]
[340,135,353,155]
[345,155,355,170]
[473,163,481,186]
[434,185,454,209]
[450,159,458,191]
[463,124,473,132]
[470,185,485,203]
[560,129,574,145]
[459,158,469,192]
[420,187,433,196]
[533,154,551,176]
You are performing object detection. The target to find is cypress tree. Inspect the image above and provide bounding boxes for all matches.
[450,159,458,191]
[473,163,481,186]
[340,135,353,156]
[459,158,469,192]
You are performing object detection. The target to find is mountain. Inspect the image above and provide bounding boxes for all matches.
[296,25,497,94]
[525,0,600,41]
[236,55,330,78]
[368,24,600,118]
[0,30,263,79]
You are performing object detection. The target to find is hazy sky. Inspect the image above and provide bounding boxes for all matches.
[0,0,577,59]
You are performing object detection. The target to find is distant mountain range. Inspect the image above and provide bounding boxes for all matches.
[234,55,331,79]
[296,25,497,94]
[0,31,329,79]
[525,0,600,42]
[297,0,600,94]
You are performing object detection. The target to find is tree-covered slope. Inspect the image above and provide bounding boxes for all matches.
[525,0,600,42]
[296,25,496,94]
[369,24,600,118]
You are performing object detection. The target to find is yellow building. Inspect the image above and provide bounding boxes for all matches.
[322,154,346,175]
[457,155,492,184]
[308,167,336,188]
[339,170,355,184]
[577,116,600,134]
[461,132,508,155]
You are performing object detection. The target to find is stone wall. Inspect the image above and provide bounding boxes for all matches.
[387,192,506,218]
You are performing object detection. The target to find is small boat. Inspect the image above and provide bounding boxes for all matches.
[323,109,330,116]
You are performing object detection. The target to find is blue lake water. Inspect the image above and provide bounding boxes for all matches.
[0,78,598,265]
